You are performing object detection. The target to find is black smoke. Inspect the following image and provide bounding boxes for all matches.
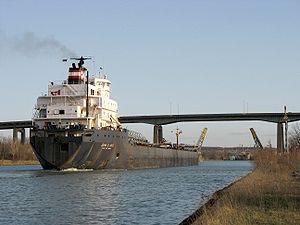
[0,30,76,57]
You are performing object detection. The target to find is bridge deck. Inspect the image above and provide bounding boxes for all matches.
[119,112,300,125]
[0,121,33,130]
[1,112,299,151]
[1,112,300,130]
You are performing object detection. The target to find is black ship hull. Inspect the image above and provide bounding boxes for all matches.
[30,128,199,170]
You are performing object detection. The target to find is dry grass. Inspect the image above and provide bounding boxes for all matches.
[191,150,300,225]
[0,137,37,165]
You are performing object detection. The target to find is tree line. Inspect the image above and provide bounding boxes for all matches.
[288,124,300,151]
[0,137,36,161]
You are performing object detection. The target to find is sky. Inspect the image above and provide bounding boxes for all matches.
[0,0,300,147]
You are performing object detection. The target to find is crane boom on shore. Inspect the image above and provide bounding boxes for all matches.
[195,128,208,151]
[249,128,263,149]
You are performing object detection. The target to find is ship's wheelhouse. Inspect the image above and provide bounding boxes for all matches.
[33,58,119,130]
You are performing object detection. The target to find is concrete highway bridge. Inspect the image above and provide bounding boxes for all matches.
[1,112,300,150]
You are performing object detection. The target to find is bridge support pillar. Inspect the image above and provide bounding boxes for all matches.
[13,128,26,144]
[20,128,25,144]
[13,128,18,142]
[277,122,284,152]
[153,125,163,144]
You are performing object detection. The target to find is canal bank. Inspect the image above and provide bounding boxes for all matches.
[180,150,300,225]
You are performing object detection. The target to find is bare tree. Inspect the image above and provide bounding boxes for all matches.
[288,123,300,150]
[0,137,36,161]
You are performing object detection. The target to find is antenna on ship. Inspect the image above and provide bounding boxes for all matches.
[86,71,89,118]
[171,127,182,149]
[69,56,92,68]
[62,56,92,69]
[99,66,103,78]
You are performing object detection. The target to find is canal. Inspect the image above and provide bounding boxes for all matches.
[0,161,253,225]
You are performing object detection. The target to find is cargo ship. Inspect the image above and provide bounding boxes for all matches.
[30,57,199,170]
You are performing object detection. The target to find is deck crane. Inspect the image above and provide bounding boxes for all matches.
[171,127,183,149]
[249,128,263,149]
[110,115,122,128]
[195,128,208,152]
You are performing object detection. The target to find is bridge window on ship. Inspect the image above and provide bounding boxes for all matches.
[59,110,65,115]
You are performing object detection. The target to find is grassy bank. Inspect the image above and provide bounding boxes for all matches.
[183,150,300,225]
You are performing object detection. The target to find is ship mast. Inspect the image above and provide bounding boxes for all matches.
[86,71,89,118]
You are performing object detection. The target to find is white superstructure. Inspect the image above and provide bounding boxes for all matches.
[33,57,119,130]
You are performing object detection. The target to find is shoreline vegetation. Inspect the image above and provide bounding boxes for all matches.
[181,149,300,225]
[0,137,38,166]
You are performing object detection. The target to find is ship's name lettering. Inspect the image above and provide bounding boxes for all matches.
[101,143,115,149]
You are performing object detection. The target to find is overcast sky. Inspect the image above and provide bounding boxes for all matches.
[0,0,299,147]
